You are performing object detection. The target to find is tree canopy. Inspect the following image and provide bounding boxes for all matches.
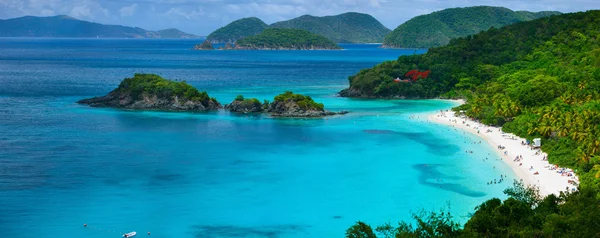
[382,6,560,48]
[118,73,215,105]
[235,28,341,50]
[270,12,390,43]
[206,17,268,44]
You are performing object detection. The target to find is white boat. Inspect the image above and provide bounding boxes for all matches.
[123,231,136,237]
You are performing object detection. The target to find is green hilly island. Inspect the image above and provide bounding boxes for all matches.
[234,28,341,50]
[270,12,390,43]
[344,10,600,237]
[0,15,198,38]
[205,12,390,44]
[382,6,560,48]
[205,17,268,43]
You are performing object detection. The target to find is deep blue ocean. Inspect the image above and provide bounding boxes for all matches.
[0,39,516,237]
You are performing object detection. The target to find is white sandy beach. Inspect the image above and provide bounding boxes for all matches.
[427,101,578,197]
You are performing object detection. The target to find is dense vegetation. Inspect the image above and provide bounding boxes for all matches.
[273,91,324,110]
[205,17,268,43]
[382,6,560,48]
[235,28,341,50]
[270,12,390,43]
[345,10,600,237]
[118,73,216,104]
[347,181,600,237]
[234,95,265,108]
[0,15,197,38]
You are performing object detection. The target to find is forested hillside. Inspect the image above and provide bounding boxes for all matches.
[344,10,600,237]
[382,6,560,48]
[206,17,268,43]
[235,28,340,50]
[270,12,390,43]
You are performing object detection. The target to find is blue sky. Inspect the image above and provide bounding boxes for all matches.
[0,0,598,35]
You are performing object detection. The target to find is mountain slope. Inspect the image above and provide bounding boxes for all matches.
[206,17,268,43]
[382,6,561,48]
[270,12,390,43]
[0,15,198,38]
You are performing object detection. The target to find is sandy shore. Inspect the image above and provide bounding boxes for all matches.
[427,102,578,197]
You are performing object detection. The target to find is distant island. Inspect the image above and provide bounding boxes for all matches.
[234,28,341,50]
[382,6,561,48]
[225,93,347,117]
[206,17,268,44]
[270,12,390,43]
[77,74,221,111]
[0,15,199,38]
[205,12,390,44]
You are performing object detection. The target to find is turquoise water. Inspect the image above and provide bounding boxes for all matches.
[0,39,516,237]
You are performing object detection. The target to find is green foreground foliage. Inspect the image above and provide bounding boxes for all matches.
[273,91,324,110]
[347,181,600,237]
[346,10,600,237]
[118,73,215,104]
[235,28,341,50]
[382,6,560,48]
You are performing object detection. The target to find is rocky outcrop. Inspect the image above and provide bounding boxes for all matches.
[338,88,415,99]
[78,90,221,111]
[194,40,214,50]
[218,43,235,50]
[338,88,370,98]
[226,93,348,117]
[77,74,222,111]
[267,99,347,117]
[225,98,265,113]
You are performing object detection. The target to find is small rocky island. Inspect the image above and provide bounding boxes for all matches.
[225,92,347,117]
[194,40,214,50]
[77,74,222,111]
[234,28,342,50]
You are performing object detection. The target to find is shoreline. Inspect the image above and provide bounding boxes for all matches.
[426,101,578,197]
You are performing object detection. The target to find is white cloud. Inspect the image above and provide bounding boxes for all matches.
[163,6,205,19]
[69,5,92,18]
[120,4,138,17]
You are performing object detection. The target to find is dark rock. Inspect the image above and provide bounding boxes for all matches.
[266,99,343,117]
[338,88,367,98]
[225,99,264,113]
[194,40,214,50]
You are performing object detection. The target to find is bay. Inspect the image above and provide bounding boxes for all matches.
[0,39,515,237]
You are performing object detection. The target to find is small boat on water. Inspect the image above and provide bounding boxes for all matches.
[123,231,136,237]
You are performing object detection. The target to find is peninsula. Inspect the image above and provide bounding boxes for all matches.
[234,28,341,50]
[77,74,221,111]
